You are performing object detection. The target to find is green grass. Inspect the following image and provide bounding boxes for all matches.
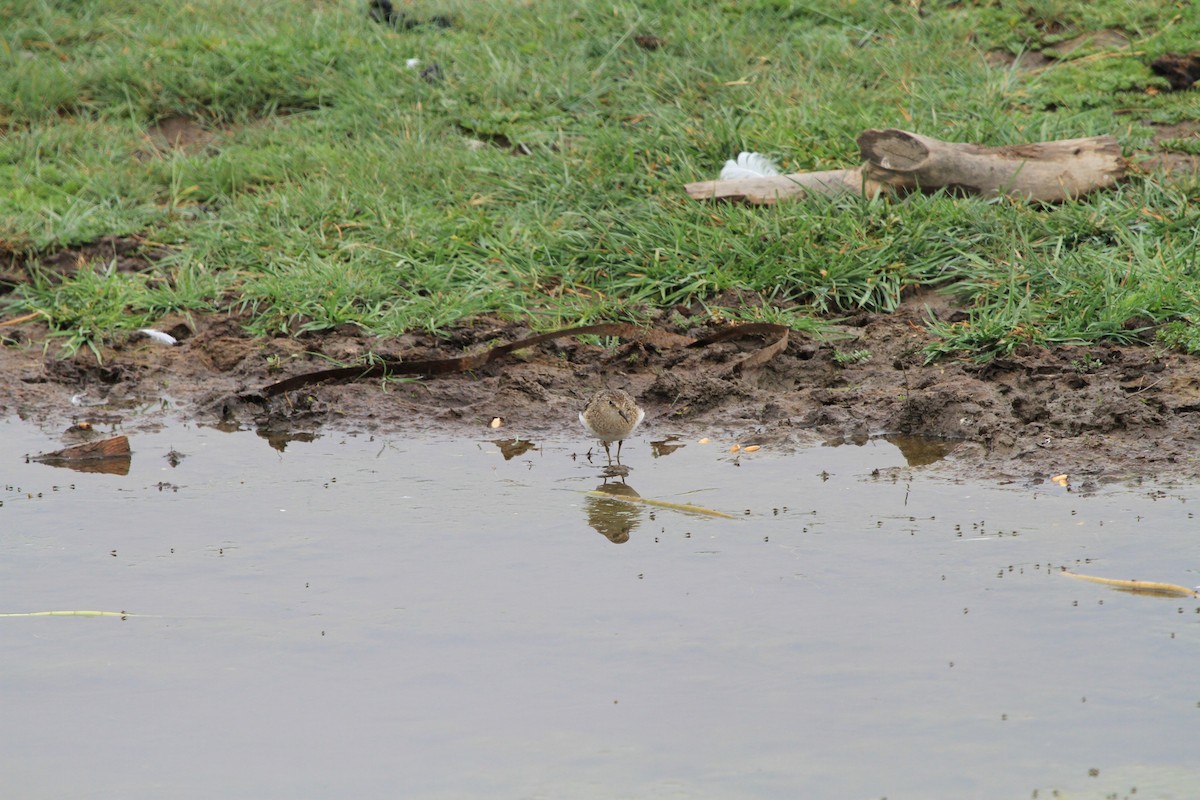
[1,0,1198,359]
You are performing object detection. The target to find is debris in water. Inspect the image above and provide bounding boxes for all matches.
[30,436,132,475]
[1061,570,1198,598]
[585,490,737,520]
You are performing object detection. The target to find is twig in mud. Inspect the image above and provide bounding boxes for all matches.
[1125,377,1164,396]
[253,322,789,399]
[0,311,46,327]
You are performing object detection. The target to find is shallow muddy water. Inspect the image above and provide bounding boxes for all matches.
[2,418,1198,800]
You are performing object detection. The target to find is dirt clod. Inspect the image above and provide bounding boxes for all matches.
[1151,52,1200,91]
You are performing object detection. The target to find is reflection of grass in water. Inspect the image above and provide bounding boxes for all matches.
[884,434,956,467]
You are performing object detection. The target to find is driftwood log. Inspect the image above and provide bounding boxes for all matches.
[685,129,1126,204]
[684,168,882,204]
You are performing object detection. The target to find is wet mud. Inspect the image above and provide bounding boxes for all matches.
[3,289,1198,481]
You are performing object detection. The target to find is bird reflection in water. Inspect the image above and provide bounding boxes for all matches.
[491,438,538,461]
[584,480,643,543]
[650,437,685,458]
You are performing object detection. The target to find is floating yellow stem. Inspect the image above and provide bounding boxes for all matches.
[1061,571,1198,598]
[0,610,140,618]
[586,491,737,519]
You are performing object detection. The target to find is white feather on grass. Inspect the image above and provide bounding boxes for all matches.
[720,152,782,180]
[137,328,178,346]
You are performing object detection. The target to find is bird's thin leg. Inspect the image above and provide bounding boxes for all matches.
[604,441,613,465]
[615,439,624,463]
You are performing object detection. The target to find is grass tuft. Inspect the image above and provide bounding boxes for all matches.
[0,0,1198,361]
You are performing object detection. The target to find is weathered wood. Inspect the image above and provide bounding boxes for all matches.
[684,168,881,203]
[686,129,1126,204]
[858,129,1125,202]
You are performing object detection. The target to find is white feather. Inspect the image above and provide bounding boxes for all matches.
[720,152,781,180]
[137,328,178,346]
[405,58,422,69]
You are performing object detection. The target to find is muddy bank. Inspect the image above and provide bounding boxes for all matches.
[2,294,1198,482]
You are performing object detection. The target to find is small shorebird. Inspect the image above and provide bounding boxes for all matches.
[579,389,645,464]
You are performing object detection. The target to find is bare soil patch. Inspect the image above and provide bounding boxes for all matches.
[1141,121,1200,177]
[0,234,172,295]
[3,291,1199,482]
[140,114,222,158]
